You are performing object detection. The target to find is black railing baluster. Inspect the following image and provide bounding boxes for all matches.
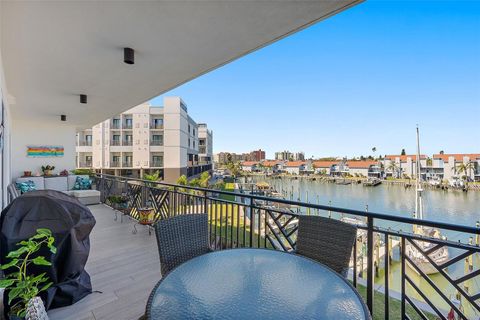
[353,239,357,288]
[385,233,389,320]
[367,217,374,314]
[237,204,240,248]
[219,201,223,249]
[249,200,254,248]
[401,237,406,318]
[230,204,234,248]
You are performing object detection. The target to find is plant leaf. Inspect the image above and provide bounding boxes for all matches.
[39,282,53,292]
[37,228,52,236]
[32,256,52,266]
[8,287,22,304]
[6,246,28,258]
[0,258,18,270]
[0,278,16,288]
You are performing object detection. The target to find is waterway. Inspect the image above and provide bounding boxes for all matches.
[246,175,480,318]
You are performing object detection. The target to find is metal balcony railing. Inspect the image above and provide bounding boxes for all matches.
[151,161,163,167]
[123,140,133,146]
[150,123,164,129]
[150,140,163,146]
[110,161,121,168]
[95,173,480,320]
[111,123,121,129]
[122,162,132,167]
[110,140,121,146]
[78,162,92,168]
[123,123,132,129]
[77,141,92,146]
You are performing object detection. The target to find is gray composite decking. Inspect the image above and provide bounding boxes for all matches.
[48,204,161,320]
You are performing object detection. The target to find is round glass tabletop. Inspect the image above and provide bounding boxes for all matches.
[147,249,370,320]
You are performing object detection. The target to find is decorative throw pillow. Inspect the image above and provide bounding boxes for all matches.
[73,176,92,190]
[16,180,36,194]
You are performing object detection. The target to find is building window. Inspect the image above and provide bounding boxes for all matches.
[188,124,190,134]
[193,129,195,136]
[188,138,190,147]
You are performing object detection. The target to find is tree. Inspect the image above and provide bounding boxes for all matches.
[426,158,432,166]
[439,150,444,155]
[176,175,188,186]
[453,161,475,181]
[401,149,406,156]
[387,162,400,178]
[198,171,211,188]
[226,161,242,180]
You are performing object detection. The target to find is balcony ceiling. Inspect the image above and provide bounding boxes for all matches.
[1,0,362,127]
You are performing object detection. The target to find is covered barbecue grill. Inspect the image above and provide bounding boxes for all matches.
[0,190,96,311]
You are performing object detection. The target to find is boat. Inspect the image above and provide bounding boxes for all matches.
[363,178,382,187]
[406,126,449,275]
[428,176,442,187]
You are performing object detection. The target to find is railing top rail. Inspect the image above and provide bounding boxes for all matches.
[95,173,480,234]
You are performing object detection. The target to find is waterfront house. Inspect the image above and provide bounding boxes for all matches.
[384,155,427,179]
[283,161,306,175]
[312,161,338,175]
[346,160,381,178]
[261,160,284,174]
[241,161,259,172]
[433,153,480,181]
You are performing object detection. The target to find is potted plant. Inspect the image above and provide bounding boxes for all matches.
[23,171,32,177]
[0,228,56,320]
[41,165,55,176]
[59,169,69,176]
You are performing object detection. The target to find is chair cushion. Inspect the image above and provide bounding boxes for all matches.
[16,176,45,190]
[73,176,92,190]
[16,180,36,193]
[44,176,68,191]
[71,190,100,198]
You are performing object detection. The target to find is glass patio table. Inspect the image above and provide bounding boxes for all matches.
[146,248,370,320]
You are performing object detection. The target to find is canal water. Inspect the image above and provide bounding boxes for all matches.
[247,176,480,317]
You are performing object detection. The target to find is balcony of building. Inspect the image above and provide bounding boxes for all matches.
[150,117,164,130]
[123,116,133,130]
[150,153,164,168]
[28,174,477,320]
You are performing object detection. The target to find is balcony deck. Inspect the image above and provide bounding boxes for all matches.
[48,204,160,320]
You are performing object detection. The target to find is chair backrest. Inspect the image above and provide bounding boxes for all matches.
[296,215,357,277]
[154,213,210,275]
[7,183,20,202]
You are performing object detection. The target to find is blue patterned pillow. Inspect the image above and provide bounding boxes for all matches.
[16,180,36,194]
[73,176,92,190]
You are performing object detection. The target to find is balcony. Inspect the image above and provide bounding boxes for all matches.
[122,161,132,167]
[48,174,480,320]
[77,141,92,146]
[150,140,163,146]
[111,122,121,130]
[150,123,164,129]
[78,161,92,168]
[110,161,121,168]
[123,140,133,146]
[151,160,163,167]
[110,140,121,146]
[123,123,132,130]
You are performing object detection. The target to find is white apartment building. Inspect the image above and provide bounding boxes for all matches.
[76,97,213,182]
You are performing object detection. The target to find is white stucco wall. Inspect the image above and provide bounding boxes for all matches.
[10,118,76,178]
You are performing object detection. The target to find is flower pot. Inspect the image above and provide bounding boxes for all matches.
[23,171,32,177]
[138,207,155,225]
[43,170,52,176]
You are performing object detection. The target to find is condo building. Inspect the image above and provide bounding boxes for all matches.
[76,97,213,182]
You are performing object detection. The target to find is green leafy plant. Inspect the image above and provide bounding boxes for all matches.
[70,168,94,176]
[41,165,55,172]
[0,229,56,318]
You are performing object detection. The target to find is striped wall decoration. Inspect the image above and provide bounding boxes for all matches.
[27,146,64,157]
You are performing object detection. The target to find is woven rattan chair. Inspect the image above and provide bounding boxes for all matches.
[154,213,211,276]
[296,215,357,278]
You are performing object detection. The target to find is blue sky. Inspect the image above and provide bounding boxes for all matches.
[151,1,480,159]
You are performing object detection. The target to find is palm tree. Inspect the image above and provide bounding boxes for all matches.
[143,170,160,187]
[387,162,400,178]
[226,161,242,180]
[453,161,475,181]
[198,171,211,188]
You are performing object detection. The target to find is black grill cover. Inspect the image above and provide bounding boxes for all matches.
[0,190,96,311]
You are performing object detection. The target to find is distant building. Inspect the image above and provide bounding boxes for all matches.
[384,155,427,179]
[432,153,480,181]
[241,161,258,172]
[248,149,266,162]
[275,150,294,161]
[215,152,244,165]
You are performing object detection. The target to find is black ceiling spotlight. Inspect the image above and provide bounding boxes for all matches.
[124,47,134,65]
[61,115,66,122]
[80,94,87,104]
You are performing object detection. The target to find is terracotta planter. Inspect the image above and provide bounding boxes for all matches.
[43,170,52,176]
[23,171,32,177]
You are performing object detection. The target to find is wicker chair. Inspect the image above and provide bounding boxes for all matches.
[296,215,357,278]
[154,213,211,276]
